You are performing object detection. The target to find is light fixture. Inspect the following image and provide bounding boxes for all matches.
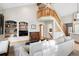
[76,3,79,19]
[74,3,79,19]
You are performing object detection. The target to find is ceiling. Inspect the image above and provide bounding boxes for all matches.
[0,3,78,17]
[52,3,77,17]
[0,3,35,10]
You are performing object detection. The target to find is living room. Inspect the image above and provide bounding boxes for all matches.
[0,3,79,56]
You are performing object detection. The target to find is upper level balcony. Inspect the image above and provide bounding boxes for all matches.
[37,7,69,36]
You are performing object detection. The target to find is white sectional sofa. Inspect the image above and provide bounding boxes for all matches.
[54,36,74,56]
[14,36,74,56]
[56,39,74,56]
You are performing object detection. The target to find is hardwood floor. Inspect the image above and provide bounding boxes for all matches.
[69,42,79,56]
[8,46,15,56]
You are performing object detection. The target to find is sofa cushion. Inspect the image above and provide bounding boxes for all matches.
[64,36,71,41]
[48,40,56,46]
[22,45,29,54]
[41,40,52,56]
[42,48,50,56]
[55,36,65,44]
[56,39,74,56]
[29,41,42,56]
[42,40,57,56]
[18,47,29,56]
[41,40,49,49]
[32,51,43,56]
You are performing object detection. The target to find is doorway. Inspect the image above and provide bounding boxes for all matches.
[39,24,44,39]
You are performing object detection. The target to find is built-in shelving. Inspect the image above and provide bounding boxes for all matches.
[5,21,17,37]
[19,22,28,36]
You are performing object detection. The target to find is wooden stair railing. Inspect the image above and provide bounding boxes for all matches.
[37,7,68,36]
[49,33,53,39]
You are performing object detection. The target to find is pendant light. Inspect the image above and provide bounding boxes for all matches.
[76,3,79,19]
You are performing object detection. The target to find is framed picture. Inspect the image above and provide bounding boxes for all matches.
[49,28,52,32]
[31,24,36,29]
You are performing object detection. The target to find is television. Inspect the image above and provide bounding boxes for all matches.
[19,31,28,36]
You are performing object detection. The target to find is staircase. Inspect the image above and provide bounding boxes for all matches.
[37,4,68,36]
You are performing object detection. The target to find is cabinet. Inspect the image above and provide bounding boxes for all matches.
[30,32,40,42]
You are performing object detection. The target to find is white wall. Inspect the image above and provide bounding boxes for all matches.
[0,11,2,14]
[0,4,40,41]
[52,3,77,23]
[53,3,77,17]
[62,15,74,23]
[2,4,39,32]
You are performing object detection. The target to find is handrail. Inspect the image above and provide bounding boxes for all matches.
[49,33,53,39]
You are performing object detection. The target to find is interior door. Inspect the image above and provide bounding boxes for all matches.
[39,24,44,39]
